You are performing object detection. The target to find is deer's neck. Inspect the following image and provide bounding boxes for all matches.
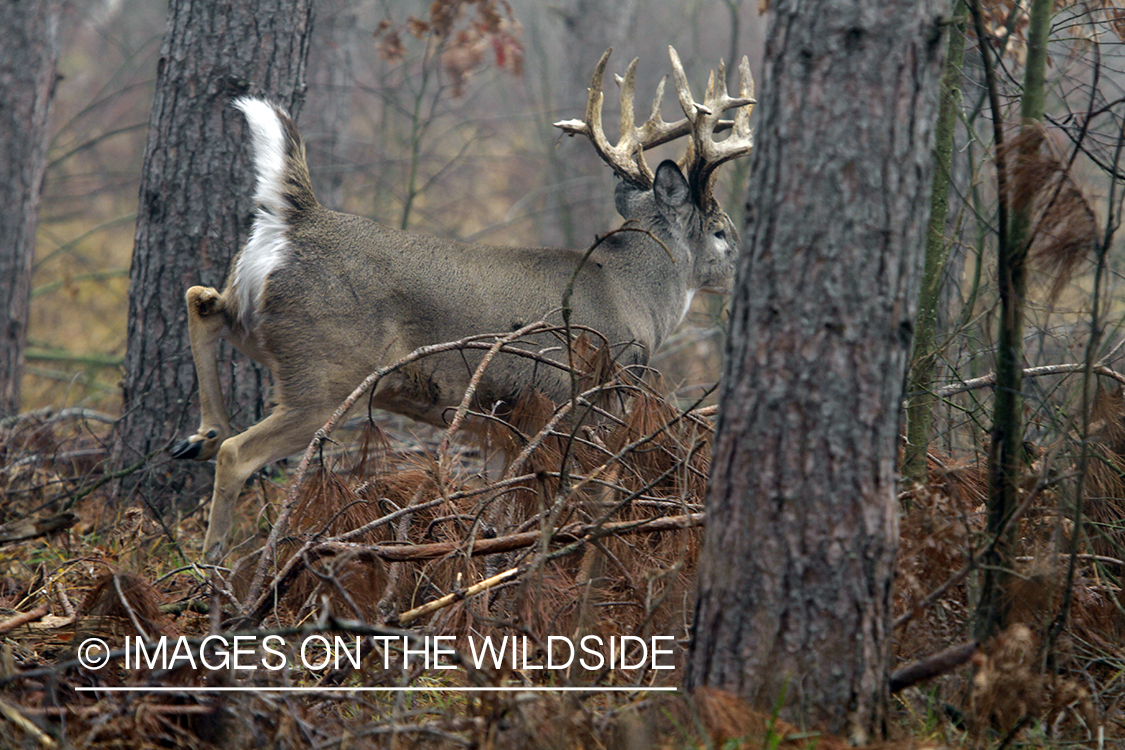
[599,231,694,351]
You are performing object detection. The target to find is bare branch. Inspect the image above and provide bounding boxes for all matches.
[934,363,1125,398]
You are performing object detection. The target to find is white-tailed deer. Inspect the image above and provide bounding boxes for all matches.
[173,47,754,560]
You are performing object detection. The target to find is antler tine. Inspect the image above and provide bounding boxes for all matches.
[582,48,615,167]
[648,76,667,124]
[632,72,687,164]
[554,49,649,187]
[668,45,756,207]
[668,46,698,127]
[554,47,754,197]
[705,66,718,106]
[554,50,626,182]
[554,49,693,189]
[704,55,754,161]
[730,55,755,149]
[618,57,638,154]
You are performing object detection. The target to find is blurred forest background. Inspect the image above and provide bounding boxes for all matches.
[21,0,763,414]
[5,0,1125,746]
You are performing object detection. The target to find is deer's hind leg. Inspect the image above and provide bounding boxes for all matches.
[171,286,234,461]
[201,403,335,561]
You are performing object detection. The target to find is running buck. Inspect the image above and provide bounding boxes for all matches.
[174,47,754,560]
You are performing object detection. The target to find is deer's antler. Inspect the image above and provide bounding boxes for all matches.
[554,47,755,202]
[668,46,755,209]
[553,49,683,189]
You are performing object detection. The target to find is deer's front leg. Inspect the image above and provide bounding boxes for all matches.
[171,285,232,461]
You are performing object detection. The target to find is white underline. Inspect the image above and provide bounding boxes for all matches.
[76,686,677,693]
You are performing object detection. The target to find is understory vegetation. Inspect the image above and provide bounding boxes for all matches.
[2,347,1124,747]
[3,0,1125,747]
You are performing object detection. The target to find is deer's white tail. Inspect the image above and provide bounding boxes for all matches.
[229,97,317,327]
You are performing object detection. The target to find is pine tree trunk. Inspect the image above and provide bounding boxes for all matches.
[685,0,945,742]
[113,0,313,509]
[0,0,60,417]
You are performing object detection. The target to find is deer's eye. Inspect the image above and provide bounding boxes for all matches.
[714,229,727,241]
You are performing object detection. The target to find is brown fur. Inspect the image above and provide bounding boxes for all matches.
[173,51,752,561]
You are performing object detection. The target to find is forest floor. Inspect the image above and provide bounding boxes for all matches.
[0,386,1122,749]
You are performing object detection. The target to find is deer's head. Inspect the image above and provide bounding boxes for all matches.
[555,46,755,296]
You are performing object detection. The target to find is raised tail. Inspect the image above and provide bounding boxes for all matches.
[233,97,318,218]
[228,98,319,328]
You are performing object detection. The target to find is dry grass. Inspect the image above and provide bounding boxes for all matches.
[893,425,1125,746]
[2,356,1125,748]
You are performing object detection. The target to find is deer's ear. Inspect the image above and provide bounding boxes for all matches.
[653,160,690,214]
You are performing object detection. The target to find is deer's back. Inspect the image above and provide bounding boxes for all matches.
[251,209,650,419]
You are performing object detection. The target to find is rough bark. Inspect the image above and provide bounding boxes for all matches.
[113,0,313,508]
[686,0,945,742]
[0,0,60,416]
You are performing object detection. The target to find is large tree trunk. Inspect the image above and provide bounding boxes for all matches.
[685,0,944,742]
[112,0,313,510]
[0,0,60,417]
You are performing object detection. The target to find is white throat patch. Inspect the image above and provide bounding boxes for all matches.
[679,289,696,325]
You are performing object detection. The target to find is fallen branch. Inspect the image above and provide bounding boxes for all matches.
[239,512,704,628]
[396,567,520,626]
[321,512,704,562]
[0,514,75,544]
[0,699,56,748]
[889,640,978,693]
[0,406,117,429]
[0,605,50,635]
[935,363,1125,398]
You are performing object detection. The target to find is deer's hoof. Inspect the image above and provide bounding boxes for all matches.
[170,429,223,461]
[203,540,224,565]
[170,437,202,459]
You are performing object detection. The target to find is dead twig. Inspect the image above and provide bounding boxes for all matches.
[397,566,520,626]
[935,363,1125,398]
[0,605,50,635]
[889,640,978,693]
[0,699,56,748]
[239,513,704,628]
